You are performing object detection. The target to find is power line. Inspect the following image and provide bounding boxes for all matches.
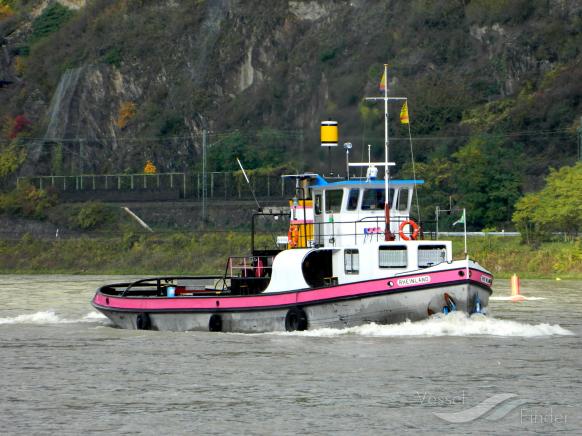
[14,127,576,144]
[15,129,307,143]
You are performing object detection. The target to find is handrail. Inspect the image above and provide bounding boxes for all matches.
[286,216,425,247]
[120,275,224,297]
[227,255,273,278]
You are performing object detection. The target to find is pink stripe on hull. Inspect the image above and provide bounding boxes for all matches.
[94,268,492,311]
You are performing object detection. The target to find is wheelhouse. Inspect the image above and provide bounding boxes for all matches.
[308,177,424,248]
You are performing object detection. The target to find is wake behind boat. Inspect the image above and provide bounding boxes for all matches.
[92,66,493,332]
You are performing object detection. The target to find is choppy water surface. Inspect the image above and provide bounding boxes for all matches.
[0,276,580,435]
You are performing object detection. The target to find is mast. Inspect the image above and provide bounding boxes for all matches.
[383,64,394,241]
[363,65,405,241]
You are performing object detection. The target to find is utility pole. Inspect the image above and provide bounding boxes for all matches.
[202,129,207,222]
[577,116,582,161]
[79,139,84,174]
[435,197,454,239]
[435,205,439,239]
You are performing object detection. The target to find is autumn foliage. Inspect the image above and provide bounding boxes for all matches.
[144,160,157,174]
[9,115,32,139]
[0,4,14,20]
[117,102,136,129]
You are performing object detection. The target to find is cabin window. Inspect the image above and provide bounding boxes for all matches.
[315,194,322,215]
[361,188,394,210]
[418,245,447,268]
[344,249,359,274]
[379,246,407,268]
[347,189,359,211]
[325,190,343,213]
[397,189,409,211]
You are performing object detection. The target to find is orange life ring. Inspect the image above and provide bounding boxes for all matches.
[288,225,299,248]
[399,219,420,241]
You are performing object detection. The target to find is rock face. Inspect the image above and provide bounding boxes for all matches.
[1,0,581,179]
[41,64,143,172]
[289,1,329,21]
[57,0,85,10]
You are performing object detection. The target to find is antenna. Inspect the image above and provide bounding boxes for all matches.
[236,158,262,211]
[348,143,395,181]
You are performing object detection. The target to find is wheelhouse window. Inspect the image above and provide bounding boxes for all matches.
[418,245,447,268]
[361,188,394,210]
[344,249,359,274]
[347,189,359,211]
[379,246,407,268]
[315,194,322,215]
[325,190,343,213]
[397,188,409,211]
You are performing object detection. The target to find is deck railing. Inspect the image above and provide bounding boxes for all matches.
[227,256,273,278]
[286,216,432,248]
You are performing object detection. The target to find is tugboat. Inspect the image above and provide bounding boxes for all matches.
[92,66,493,332]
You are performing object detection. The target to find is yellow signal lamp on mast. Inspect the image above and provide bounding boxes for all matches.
[320,120,339,147]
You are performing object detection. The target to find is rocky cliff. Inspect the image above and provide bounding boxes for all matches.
[1,0,581,226]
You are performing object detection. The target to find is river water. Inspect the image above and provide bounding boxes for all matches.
[0,275,580,435]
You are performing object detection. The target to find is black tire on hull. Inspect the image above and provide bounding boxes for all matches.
[136,313,151,330]
[285,308,308,332]
[209,314,222,332]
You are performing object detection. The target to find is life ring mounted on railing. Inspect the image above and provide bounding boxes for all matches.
[288,225,299,248]
[398,219,420,241]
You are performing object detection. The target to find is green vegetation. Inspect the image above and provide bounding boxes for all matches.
[0,183,58,219]
[0,231,270,275]
[0,0,581,233]
[0,141,27,180]
[30,3,74,44]
[102,47,122,67]
[207,129,290,172]
[0,232,579,278]
[73,201,113,230]
[50,143,64,176]
[454,236,582,280]
[452,136,522,228]
[513,163,582,243]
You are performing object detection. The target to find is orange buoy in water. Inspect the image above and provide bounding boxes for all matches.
[510,274,525,302]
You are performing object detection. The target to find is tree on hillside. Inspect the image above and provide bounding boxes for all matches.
[513,162,582,243]
[0,141,27,186]
[452,136,522,229]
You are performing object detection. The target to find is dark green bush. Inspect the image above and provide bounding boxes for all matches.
[74,201,112,230]
[31,3,74,44]
[103,47,122,66]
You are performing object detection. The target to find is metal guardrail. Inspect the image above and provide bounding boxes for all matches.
[436,231,520,237]
[16,172,296,200]
[17,173,186,192]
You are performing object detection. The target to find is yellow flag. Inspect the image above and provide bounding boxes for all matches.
[379,70,387,92]
[400,101,409,124]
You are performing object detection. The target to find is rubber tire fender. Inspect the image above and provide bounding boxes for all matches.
[209,314,223,332]
[285,307,308,332]
[136,313,151,330]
